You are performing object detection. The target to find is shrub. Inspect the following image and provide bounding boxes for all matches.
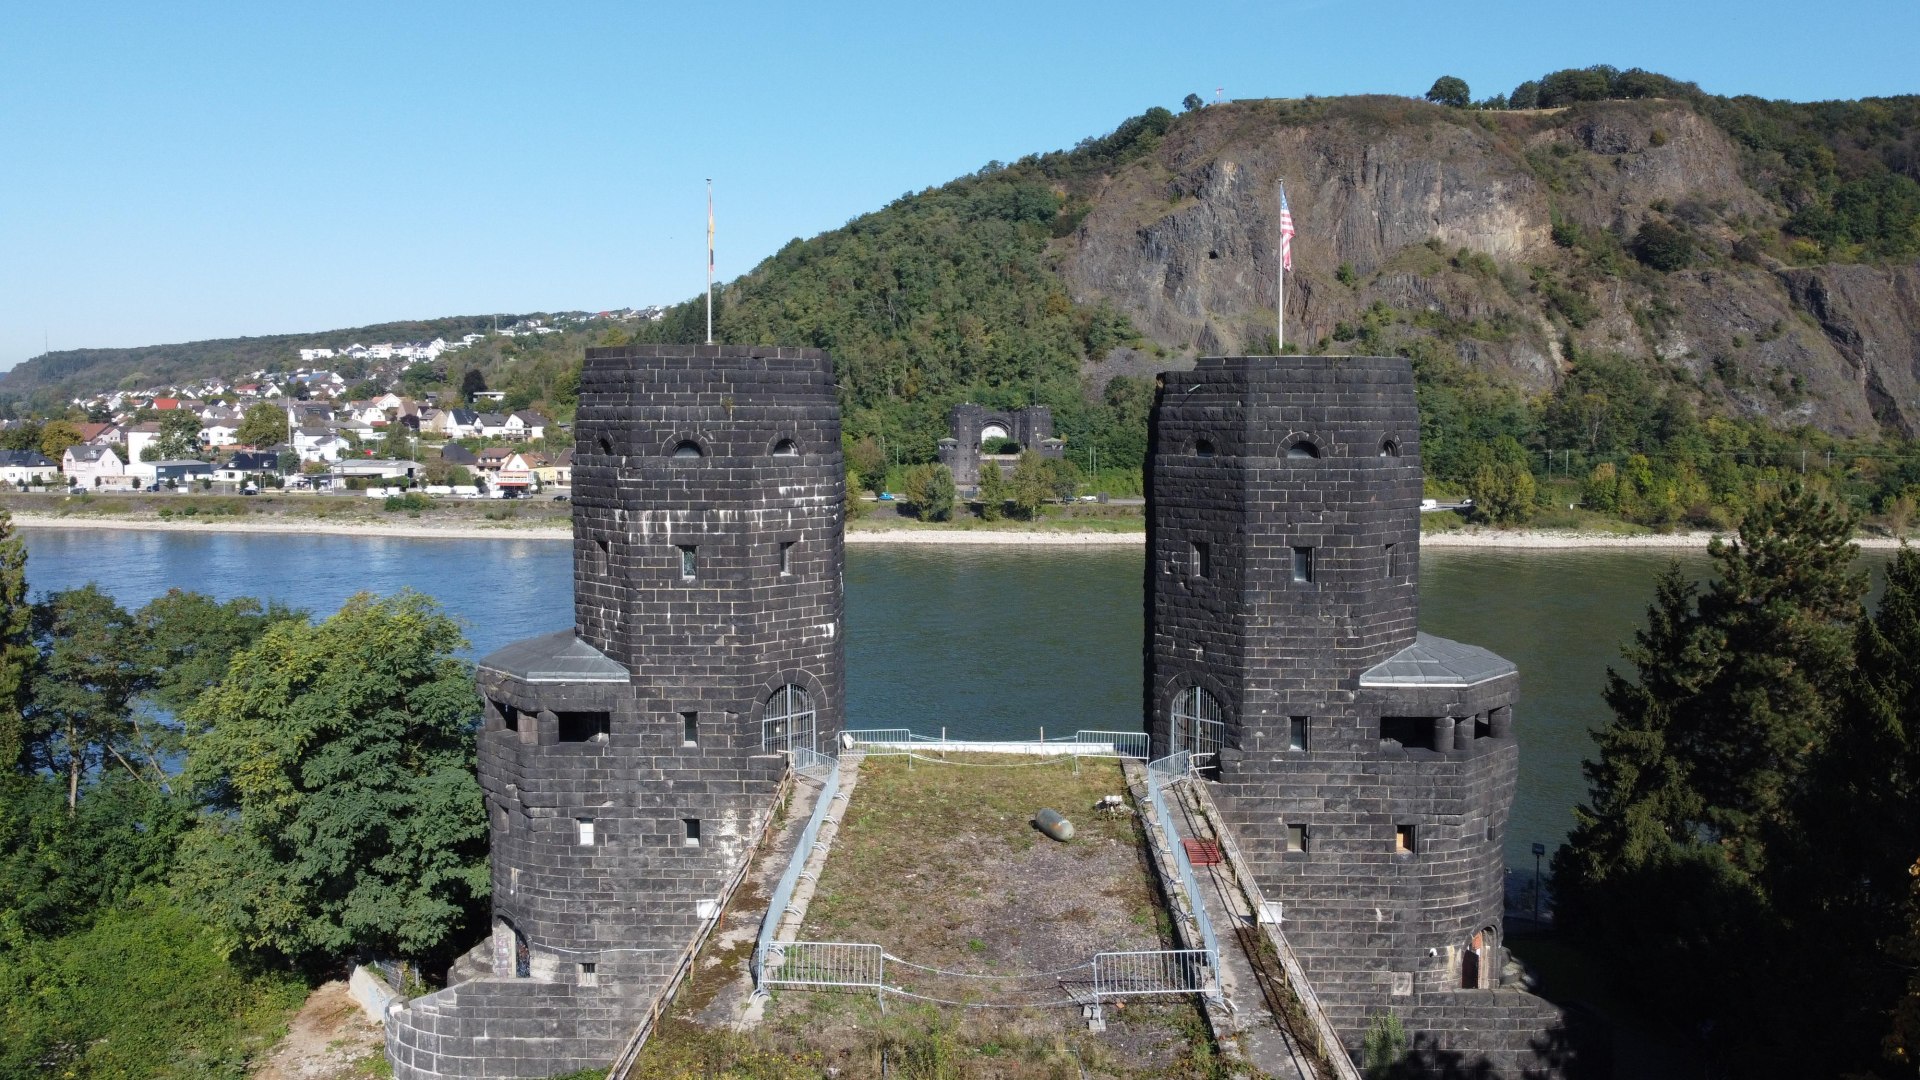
[1632,219,1694,271]
[384,492,433,513]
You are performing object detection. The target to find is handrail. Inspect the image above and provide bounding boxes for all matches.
[752,750,843,990]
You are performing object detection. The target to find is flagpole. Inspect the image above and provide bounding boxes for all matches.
[1276,179,1286,355]
[705,179,714,345]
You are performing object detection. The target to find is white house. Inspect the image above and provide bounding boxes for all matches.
[474,412,511,439]
[504,411,549,441]
[61,445,123,488]
[0,450,58,487]
[292,427,349,463]
[298,347,336,362]
[125,422,162,466]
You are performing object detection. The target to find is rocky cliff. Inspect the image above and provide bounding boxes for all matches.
[1057,96,1920,437]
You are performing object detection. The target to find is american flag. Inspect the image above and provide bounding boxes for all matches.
[1278,184,1295,272]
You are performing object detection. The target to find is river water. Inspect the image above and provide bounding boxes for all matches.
[17,528,1881,873]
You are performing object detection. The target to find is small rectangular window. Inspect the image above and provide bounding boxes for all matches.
[577,818,595,846]
[678,544,697,581]
[578,962,597,987]
[1286,823,1309,853]
[510,867,519,894]
[556,711,610,743]
[1395,824,1417,855]
[1292,546,1314,583]
[1384,542,1396,578]
[595,537,610,573]
[1287,716,1308,752]
[779,541,795,575]
[681,711,698,746]
[1190,541,1211,579]
[683,818,702,848]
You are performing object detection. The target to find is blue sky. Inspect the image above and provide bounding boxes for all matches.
[3,0,1916,371]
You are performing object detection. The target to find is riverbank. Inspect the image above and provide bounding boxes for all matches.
[12,511,1915,549]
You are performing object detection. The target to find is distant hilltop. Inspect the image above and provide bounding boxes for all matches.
[0,308,668,411]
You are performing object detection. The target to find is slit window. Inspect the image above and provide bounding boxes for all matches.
[682,711,699,746]
[577,818,595,846]
[683,818,702,847]
[779,541,795,576]
[1292,546,1314,583]
[678,545,697,581]
[1395,824,1417,855]
[1287,716,1308,752]
[557,711,610,743]
[598,434,614,456]
[595,538,610,574]
[510,867,519,894]
[579,962,597,987]
[1384,543,1396,579]
[1190,541,1211,579]
[1286,824,1309,853]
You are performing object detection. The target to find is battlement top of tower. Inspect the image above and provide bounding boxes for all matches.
[1174,354,1413,384]
[582,343,831,369]
[577,344,839,402]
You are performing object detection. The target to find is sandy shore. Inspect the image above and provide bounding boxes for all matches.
[9,512,1909,550]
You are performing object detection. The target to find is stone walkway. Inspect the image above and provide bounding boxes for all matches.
[1162,780,1319,1080]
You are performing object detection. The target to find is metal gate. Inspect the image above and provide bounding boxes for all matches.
[760,941,885,992]
[1171,686,1225,770]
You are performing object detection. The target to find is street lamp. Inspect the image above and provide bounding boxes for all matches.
[1531,842,1546,924]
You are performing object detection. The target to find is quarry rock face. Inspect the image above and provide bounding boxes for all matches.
[1061,97,1920,437]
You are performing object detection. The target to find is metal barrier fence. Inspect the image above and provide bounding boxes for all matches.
[760,940,885,992]
[752,750,843,991]
[1092,949,1214,1001]
[840,727,1149,759]
[1146,751,1222,972]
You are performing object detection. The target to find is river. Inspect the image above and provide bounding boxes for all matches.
[17,527,1881,873]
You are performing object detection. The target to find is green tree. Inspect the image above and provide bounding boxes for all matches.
[38,419,82,462]
[1464,436,1536,525]
[848,436,887,495]
[176,591,489,967]
[381,421,413,461]
[901,463,956,522]
[24,587,148,812]
[1424,76,1470,108]
[234,402,288,448]
[135,589,302,717]
[1632,219,1694,271]
[977,458,1007,521]
[148,411,202,461]
[0,510,30,771]
[1182,93,1204,113]
[460,368,487,403]
[1361,1010,1408,1078]
[1010,450,1054,519]
[0,421,43,453]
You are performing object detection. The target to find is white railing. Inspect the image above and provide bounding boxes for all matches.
[751,751,842,991]
[1146,751,1222,977]
[840,727,1150,759]
[1092,949,1214,1001]
[760,940,885,992]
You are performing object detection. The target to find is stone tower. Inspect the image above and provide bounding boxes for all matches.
[935,402,1064,491]
[385,344,845,1079]
[1144,355,1563,1073]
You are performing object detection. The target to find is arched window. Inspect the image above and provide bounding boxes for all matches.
[1286,438,1321,460]
[1194,438,1216,458]
[598,434,614,457]
[673,440,704,459]
[1170,685,1225,769]
[1380,437,1401,458]
[763,684,815,752]
[773,439,799,456]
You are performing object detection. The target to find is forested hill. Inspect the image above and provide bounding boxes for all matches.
[623,66,1920,519]
[0,314,525,403]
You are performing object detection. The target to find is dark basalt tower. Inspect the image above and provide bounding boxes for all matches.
[1145,355,1562,1073]
[385,345,845,1079]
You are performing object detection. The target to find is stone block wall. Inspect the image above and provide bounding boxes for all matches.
[1144,355,1566,1075]
[936,403,1062,489]
[387,345,844,1079]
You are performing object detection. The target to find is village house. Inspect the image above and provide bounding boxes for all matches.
[328,458,420,486]
[124,422,162,466]
[292,427,349,463]
[62,445,125,488]
[76,421,123,446]
[504,410,549,441]
[0,450,60,487]
[474,412,511,439]
[216,451,282,485]
[150,460,214,487]
[530,447,572,487]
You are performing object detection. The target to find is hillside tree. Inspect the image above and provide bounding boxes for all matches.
[1182,93,1204,112]
[0,510,30,770]
[1424,76,1471,108]
[176,591,489,967]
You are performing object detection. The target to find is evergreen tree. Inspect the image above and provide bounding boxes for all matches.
[0,510,30,772]
[24,587,148,812]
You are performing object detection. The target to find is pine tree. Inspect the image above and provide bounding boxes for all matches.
[0,509,31,771]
